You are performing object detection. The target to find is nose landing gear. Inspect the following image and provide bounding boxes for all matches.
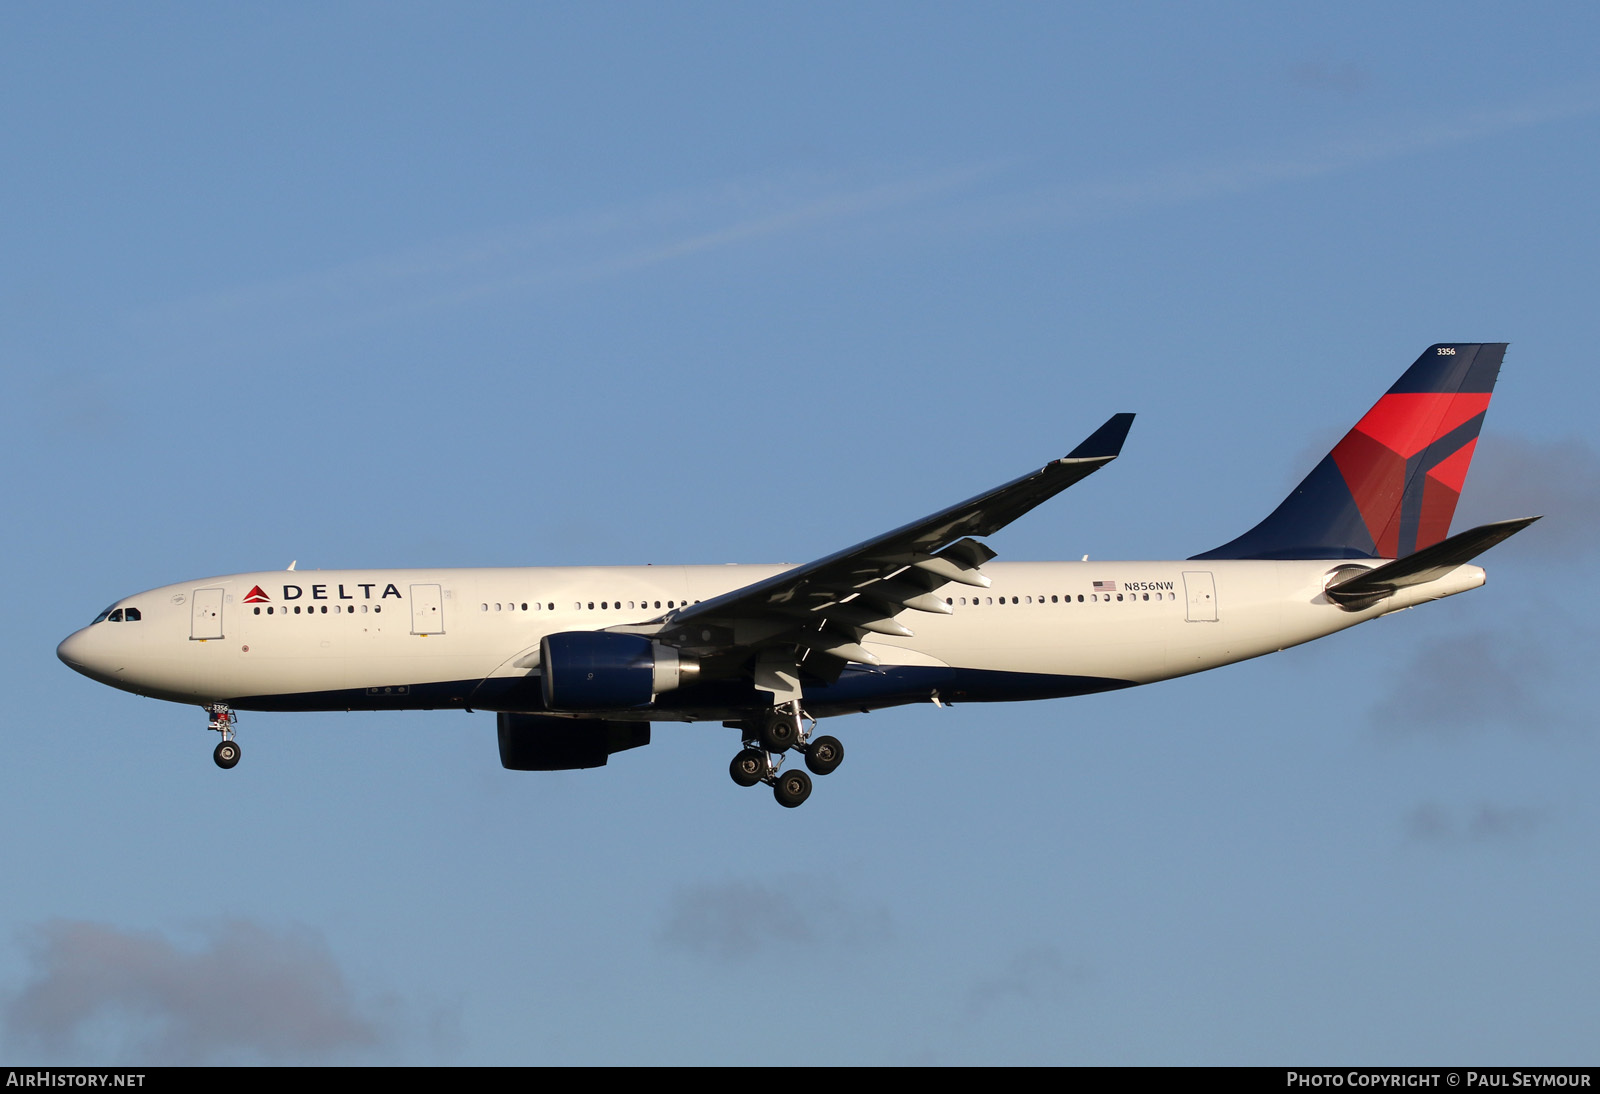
[206,703,240,769]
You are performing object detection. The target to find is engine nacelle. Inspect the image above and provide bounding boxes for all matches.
[539,631,694,711]
[497,712,651,770]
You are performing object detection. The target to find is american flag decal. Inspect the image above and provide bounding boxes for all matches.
[1093,580,1118,592]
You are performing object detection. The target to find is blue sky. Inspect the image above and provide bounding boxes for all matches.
[3,3,1598,1064]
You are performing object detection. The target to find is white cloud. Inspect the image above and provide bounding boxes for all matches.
[4,919,393,1064]
[658,877,891,963]
[1369,629,1557,737]
[1454,434,1600,562]
[966,944,1088,1015]
[1405,802,1545,844]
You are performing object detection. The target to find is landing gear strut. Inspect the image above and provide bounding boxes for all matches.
[206,703,240,769]
[725,703,843,807]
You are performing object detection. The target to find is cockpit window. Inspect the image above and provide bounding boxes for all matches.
[92,605,115,623]
[123,607,141,621]
[108,609,124,622]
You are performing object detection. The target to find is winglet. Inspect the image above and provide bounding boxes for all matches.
[1066,413,1136,460]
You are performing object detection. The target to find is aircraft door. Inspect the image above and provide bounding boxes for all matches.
[1181,571,1218,622]
[190,587,224,639]
[410,584,444,636]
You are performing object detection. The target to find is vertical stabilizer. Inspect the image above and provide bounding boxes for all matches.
[1192,343,1506,560]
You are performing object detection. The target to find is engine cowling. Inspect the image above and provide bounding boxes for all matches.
[497,712,650,770]
[539,631,693,711]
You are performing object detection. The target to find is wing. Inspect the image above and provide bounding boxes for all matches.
[623,414,1135,692]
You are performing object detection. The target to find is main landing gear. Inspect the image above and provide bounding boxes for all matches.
[206,703,240,769]
[726,704,844,808]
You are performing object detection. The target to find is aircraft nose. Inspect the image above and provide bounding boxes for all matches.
[57,627,105,679]
[57,628,88,668]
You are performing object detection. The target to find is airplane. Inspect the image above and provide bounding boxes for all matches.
[57,343,1536,808]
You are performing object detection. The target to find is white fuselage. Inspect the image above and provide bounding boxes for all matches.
[56,558,1486,721]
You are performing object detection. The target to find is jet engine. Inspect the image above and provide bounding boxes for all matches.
[496,712,650,770]
[539,631,695,711]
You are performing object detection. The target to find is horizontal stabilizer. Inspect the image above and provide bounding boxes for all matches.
[1325,516,1539,609]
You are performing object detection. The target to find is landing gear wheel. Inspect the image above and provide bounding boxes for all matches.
[213,740,241,769]
[729,748,766,788]
[759,711,798,753]
[773,768,812,808]
[804,735,844,776]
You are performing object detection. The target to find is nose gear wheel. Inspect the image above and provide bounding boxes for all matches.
[205,703,240,769]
